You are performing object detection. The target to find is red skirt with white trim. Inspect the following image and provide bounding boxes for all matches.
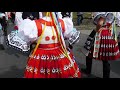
[88,29,120,61]
[24,44,81,78]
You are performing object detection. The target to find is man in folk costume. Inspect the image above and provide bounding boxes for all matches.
[83,12,120,78]
[7,12,81,78]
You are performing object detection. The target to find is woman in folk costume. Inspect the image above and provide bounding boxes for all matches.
[7,12,81,78]
[83,12,120,78]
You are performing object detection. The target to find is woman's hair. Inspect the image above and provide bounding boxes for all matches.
[61,12,71,18]
[97,17,105,26]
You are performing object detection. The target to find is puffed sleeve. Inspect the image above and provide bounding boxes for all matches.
[17,19,38,43]
[62,17,74,39]
[62,17,80,45]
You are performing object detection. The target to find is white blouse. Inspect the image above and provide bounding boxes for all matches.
[17,16,74,44]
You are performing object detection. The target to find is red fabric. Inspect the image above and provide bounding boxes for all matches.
[35,18,65,35]
[38,43,61,48]
[88,28,120,61]
[58,19,65,33]
[24,46,81,78]
[24,17,81,78]
[35,19,42,37]
[14,26,18,30]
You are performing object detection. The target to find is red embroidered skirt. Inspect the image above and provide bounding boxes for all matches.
[88,29,120,61]
[24,43,81,78]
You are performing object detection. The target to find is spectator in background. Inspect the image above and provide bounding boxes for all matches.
[0,12,8,50]
[9,12,16,24]
[0,12,8,36]
[77,12,83,25]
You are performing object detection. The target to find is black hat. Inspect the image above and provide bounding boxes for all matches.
[61,12,71,18]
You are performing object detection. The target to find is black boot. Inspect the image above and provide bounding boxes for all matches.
[81,56,92,75]
[102,61,110,78]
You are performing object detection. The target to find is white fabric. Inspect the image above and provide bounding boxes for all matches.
[15,12,23,27]
[7,31,30,52]
[5,12,8,20]
[0,13,5,18]
[105,12,115,24]
[39,12,43,18]
[58,12,62,19]
[62,17,73,39]
[8,15,79,52]
[70,12,73,20]
[92,12,106,19]
[116,12,120,26]
[62,16,80,45]
[18,18,38,43]
[17,16,76,45]
[7,18,37,52]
